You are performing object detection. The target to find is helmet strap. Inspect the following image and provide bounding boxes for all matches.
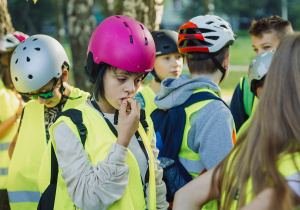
[151,68,162,83]
[59,77,65,94]
[208,54,226,83]
[58,77,67,104]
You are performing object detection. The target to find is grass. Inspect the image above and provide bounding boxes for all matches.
[229,33,255,66]
[220,70,247,97]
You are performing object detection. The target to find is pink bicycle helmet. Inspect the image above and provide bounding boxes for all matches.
[87,15,155,74]
[0,31,29,53]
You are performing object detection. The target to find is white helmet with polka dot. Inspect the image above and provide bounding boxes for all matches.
[10,34,69,93]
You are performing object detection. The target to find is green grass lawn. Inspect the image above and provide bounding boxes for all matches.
[229,32,255,66]
[220,70,247,97]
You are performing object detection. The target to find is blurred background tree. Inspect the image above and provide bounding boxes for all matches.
[0,0,15,36]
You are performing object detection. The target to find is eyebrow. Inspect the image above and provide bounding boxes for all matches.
[252,42,273,47]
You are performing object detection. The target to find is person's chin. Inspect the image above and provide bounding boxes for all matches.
[44,101,56,108]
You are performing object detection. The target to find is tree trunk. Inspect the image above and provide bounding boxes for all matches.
[114,0,164,31]
[0,0,15,37]
[55,0,65,43]
[99,0,114,17]
[67,0,96,93]
[203,0,214,15]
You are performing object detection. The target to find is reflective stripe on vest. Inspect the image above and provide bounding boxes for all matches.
[0,143,10,151]
[178,157,205,174]
[51,102,156,210]
[0,168,8,176]
[8,191,40,203]
[140,85,158,115]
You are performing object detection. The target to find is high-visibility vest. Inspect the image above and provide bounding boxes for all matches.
[50,102,156,209]
[139,85,158,115]
[7,87,89,210]
[236,97,259,140]
[178,88,236,210]
[239,76,258,117]
[0,79,19,189]
[221,151,300,209]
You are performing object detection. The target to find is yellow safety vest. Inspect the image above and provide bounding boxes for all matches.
[221,151,300,209]
[239,76,259,117]
[7,87,89,210]
[139,85,158,115]
[49,102,157,210]
[0,79,19,189]
[178,88,236,210]
[236,97,259,140]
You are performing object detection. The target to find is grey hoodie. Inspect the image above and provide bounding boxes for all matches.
[154,76,234,172]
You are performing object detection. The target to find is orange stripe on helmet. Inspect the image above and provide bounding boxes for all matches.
[179,21,198,30]
[179,47,209,54]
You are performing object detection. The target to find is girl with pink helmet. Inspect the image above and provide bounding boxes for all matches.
[45,15,168,209]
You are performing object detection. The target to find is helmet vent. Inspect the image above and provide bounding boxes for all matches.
[163,45,170,49]
[145,38,148,45]
[35,48,40,51]
[23,47,26,50]
[180,28,215,34]
[15,77,18,82]
[28,75,33,79]
[129,35,133,44]
[206,21,214,24]
[33,38,38,41]
[123,22,128,27]
[6,38,13,43]
[220,24,228,29]
[15,59,18,64]
[206,36,219,40]
[26,57,30,62]
[140,24,144,30]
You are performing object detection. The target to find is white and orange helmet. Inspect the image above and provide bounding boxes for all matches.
[178,15,237,54]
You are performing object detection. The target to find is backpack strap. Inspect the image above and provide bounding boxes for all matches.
[56,109,88,147]
[184,91,229,109]
[50,109,87,185]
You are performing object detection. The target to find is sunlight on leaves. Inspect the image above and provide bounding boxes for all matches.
[26,0,38,4]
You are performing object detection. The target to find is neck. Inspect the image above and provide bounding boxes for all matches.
[190,72,222,85]
[149,78,161,95]
[89,98,116,114]
[62,83,71,96]
[59,82,71,104]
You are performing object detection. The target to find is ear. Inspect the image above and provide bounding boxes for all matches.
[257,87,263,98]
[61,69,69,82]
[184,55,188,66]
[223,53,230,70]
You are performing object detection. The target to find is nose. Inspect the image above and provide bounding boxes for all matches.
[124,80,135,96]
[172,56,182,67]
[38,96,46,104]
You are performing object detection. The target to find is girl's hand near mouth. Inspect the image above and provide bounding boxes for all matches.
[117,98,141,148]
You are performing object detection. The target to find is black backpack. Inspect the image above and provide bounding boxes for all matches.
[151,91,228,203]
